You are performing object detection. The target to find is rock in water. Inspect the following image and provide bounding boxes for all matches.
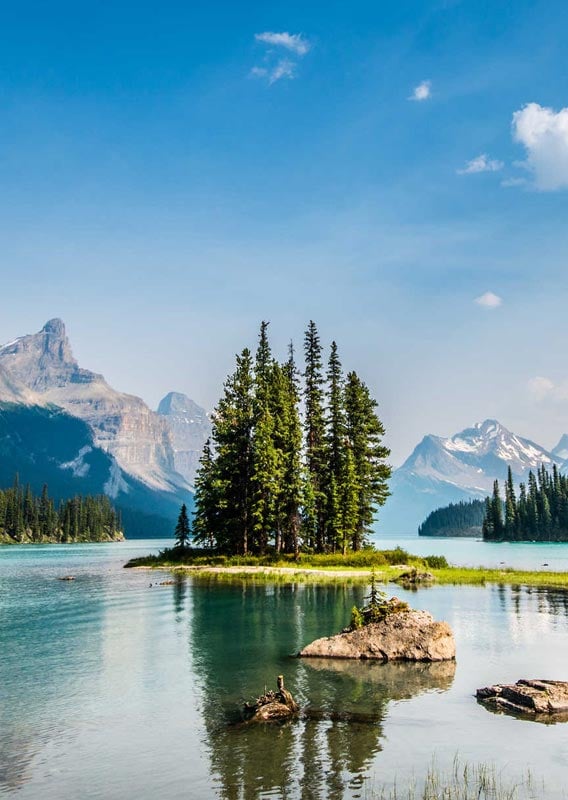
[298,610,455,662]
[244,675,300,723]
[477,680,568,718]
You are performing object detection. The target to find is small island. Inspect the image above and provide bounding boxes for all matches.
[0,477,123,544]
[298,575,456,662]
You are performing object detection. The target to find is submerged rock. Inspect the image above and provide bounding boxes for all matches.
[299,609,455,662]
[394,568,436,586]
[244,676,300,723]
[477,680,568,719]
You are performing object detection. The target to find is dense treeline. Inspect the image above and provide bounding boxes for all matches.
[483,465,568,541]
[0,475,123,543]
[192,321,391,555]
[418,499,486,537]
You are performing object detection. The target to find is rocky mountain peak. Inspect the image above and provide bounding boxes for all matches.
[0,318,98,391]
[158,391,207,419]
[157,391,211,488]
[42,318,67,337]
[552,434,568,461]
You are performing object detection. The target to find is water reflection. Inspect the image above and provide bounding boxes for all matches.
[186,578,456,799]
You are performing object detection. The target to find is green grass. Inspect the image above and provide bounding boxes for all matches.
[368,758,545,800]
[434,566,568,588]
[124,546,568,589]
[124,546,441,571]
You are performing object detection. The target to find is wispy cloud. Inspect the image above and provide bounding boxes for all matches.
[501,176,527,188]
[409,80,431,101]
[512,102,568,191]
[457,154,504,175]
[254,32,310,56]
[528,376,568,402]
[474,291,502,309]
[251,31,311,84]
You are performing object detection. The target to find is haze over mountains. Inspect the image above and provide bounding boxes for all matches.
[381,419,568,533]
[0,319,211,535]
[2,319,568,538]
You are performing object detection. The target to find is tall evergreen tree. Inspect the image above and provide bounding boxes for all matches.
[303,321,327,551]
[344,372,391,549]
[250,322,279,554]
[174,504,191,548]
[325,341,345,551]
[207,348,255,554]
[504,467,517,538]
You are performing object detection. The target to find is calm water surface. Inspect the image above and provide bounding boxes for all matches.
[1,538,568,799]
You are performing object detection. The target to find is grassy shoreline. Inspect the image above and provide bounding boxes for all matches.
[124,547,568,588]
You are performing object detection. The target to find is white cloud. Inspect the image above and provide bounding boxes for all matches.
[409,80,431,101]
[501,176,527,188]
[251,31,310,85]
[528,376,556,401]
[254,32,310,56]
[250,58,296,84]
[457,154,504,175]
[528,376,568,403]
[512,102,568,190]
[474,291,502,309]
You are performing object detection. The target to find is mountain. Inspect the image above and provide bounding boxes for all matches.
[552,434,568,462]
[0,319,188,495]
[0,403,182,536]
[157,392,211,488]
[0,319,196,536]
[380,419,563,535]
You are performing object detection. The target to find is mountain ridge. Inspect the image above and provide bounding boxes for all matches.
[380,418,565,535]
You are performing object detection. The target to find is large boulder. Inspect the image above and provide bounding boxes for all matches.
[477,680,568,719]
[298,609,455,662]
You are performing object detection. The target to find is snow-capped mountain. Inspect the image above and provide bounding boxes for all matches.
[380,419,564,535]
[157,392,211,488]
[0,318,207,535]
[0,318,188,494]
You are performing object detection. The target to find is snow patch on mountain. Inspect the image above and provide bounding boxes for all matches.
[59,445,93,478]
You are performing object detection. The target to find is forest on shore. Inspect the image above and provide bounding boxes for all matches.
[190,321,391,556]
[0,476,123,544]
[483,465,568,542]
[418,499,486,537]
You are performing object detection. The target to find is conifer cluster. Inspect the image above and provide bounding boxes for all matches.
[483,465,568,541]
[418,499,486,537]
[0,476,122,543]
[192,321,391,555]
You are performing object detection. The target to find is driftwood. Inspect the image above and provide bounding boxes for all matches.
[244,675,300,722]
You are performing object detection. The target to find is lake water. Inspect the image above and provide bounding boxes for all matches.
[1,537,568,799]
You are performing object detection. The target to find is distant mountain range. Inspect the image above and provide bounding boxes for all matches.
[0,319,211,536]
[380,419,568,535]
[2,319,565,540]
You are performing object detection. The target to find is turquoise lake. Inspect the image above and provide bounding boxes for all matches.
[1,536,568,799]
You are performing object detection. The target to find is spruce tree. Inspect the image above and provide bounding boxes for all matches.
[504,467,517,538]
[303,321,327,551]
[250,322,279,554]
[325,341,345,551]
[174,504,191,548]
[208,348,255,554]
[344,372,391,549]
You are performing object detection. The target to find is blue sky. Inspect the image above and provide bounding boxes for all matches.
[1,0,568,463]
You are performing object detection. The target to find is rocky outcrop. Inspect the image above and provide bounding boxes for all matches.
[244,676,299,722]
[157,392,211,487]
[477,680,568,719]
[0,320,189,495]
[299,609,455,662]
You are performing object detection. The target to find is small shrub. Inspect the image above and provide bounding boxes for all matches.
[424,554,449,569]
[350,605,364,629]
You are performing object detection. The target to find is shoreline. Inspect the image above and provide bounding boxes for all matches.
[127,561,568,588]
